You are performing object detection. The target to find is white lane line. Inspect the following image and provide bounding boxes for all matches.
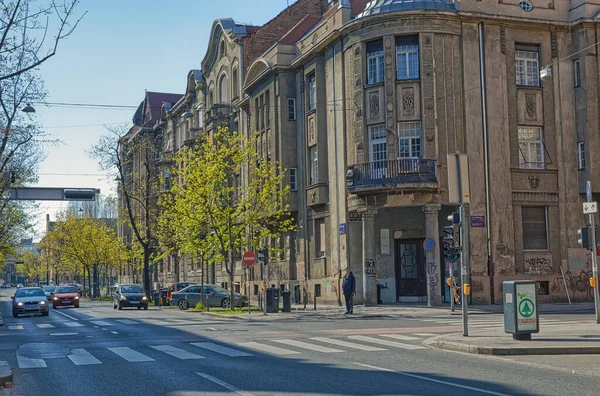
[190,342,253,357]
[150,345,205,360]
[310,337,386,351]
[115,319,138,325]
[111,331,119,335]
[37,324,55,329]
[63,322,84,327]
[238,342,300,356]
[413,333,438,337]
[8,325,23,330]
[272,339,343,353]
[378,334,421,341]
[196,372,256,396]
[17,355,46,368]
[90,321,112,326]
[354,363,513,396]
[108,347,155,362]
[68,349,102,366]
[51,309,78,321]
[50,332,79,336]
[347,336,425,350]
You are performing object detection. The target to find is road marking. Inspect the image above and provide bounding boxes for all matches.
[50,332,79,336]
[347,335,426,350]
[68,348,102,365]
[37,323,55,329]
[115,319,138,325]
[17,356,46,368]
[310,337,386,351]
[108,347,155,362]
[52,310,78,321]
[238,342,300,356]
[190,342,253,357]
[378,334,421,341]
[111,331,119,335]
[272,339,343,353]
[354,363,513,396]
[413,333,438,337]
[8,325,23,330]
[63,322,83,327]
[90,321,112,326]
[196,372,256,396]
[150,345,205,360]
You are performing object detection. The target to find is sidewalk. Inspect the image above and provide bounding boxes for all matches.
[425,321,600,356]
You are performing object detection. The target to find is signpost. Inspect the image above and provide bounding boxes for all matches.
[242,252,256,314]
[584,181,600,324]
[423,238,436,252]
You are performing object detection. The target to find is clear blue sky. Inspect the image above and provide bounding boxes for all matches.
[33,0,298,238]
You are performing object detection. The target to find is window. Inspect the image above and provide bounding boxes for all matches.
[309,147,318,185]
[574,59,581,88]
[578,142,585,170]
[515,46,540,87]
[232,68,238,98]
[289,168,297,191]
[367,40,384,84]
[398,122,422,158]
[255,98,260,131]
[396,36,419,80]
[522,207,548,250]
[519,0,533,12]
[196,109,204,128]
[518,126,544,169]
[369,125,388,177]
[308,73,316,111]
[265,90,270,128]
[220,40,226,57]
[315,219,326,257]
[219,74,229,103]
[288,98,297,120]
[260,94,265,129]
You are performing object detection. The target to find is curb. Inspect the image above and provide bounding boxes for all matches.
[0,361,12,388]
[425,338,600,355]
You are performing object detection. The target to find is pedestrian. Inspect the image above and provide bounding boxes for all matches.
[342,267,356,314]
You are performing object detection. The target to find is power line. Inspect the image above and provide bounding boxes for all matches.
[44,121,129,129]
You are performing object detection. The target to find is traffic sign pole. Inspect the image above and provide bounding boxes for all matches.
[588,181,600,324]
[456,153,468,337]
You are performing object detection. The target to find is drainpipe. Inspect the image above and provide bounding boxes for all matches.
[478,22,494,303]
[300,65,311,305]
[333,40,342,307]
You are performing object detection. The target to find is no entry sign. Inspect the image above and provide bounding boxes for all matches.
[242,251,256,266]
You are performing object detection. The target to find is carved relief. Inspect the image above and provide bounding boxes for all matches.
[551,31,558,59]
[402,88,415,116]
[369,92,380,119]
[528,176,540,189]
[525,94,536,121]
[397,82,420,121]
[308,115,316,147]
[500,28,506,55]
[517,90,543,125]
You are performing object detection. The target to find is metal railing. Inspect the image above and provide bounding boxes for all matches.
[348,158,437,186]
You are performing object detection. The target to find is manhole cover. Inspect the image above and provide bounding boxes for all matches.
[17,343,70,359]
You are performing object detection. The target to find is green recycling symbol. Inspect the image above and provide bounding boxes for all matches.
[518,298,534,318]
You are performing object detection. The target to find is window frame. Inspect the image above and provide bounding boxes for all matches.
[574,59,581,88]
[315,218,326,258]
[367,40,384,85]
[578,141,585,170]
[309,147,318,185]
[518,126,545,169]
[396,36,420,81]
[397,121,422,159]
[515,47,540,87]
[289,168,298,191]
[308,73,316,112]
[522,206,549,251]
[288,98,297,120]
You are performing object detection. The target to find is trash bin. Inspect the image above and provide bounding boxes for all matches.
[281,291,291,312]
[266,288,280,313]
[160,288,168,306]
[153,291,160,307]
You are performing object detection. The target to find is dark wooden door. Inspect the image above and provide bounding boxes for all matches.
[395,239,426,297]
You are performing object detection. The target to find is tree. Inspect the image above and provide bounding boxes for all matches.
[18,250,44,283]
[166,126,296,309]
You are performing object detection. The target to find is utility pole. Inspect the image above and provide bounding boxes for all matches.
[583,181,600,324]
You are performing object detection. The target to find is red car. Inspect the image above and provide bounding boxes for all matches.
[166,282,196,305]
[52,285,80,308]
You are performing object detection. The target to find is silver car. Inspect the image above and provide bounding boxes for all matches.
[12,287,49,318]
[171,284,248,310]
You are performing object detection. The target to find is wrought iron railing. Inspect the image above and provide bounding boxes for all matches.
[348,158,437,186]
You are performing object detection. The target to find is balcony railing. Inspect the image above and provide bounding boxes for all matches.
[348,158,437,188]
[206,104,232,123]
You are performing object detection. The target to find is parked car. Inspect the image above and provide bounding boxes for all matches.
[16,283,23,288]
[11,287,48,317]
[171,284,248,310]
[52,285,80,308]
[112,283,148,310]
[166,282,197,305]
[43,285,56,301]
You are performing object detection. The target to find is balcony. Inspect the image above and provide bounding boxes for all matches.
[347,158,437,194]
[205,104,232,130]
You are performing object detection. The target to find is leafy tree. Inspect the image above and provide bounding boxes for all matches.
[166,126,295,309]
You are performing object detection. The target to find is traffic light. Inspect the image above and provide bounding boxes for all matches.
[258,247,269,265]
[578,226,592,250]
[443,226,461,262]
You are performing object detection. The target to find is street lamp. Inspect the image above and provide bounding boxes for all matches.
[21,104,36,113]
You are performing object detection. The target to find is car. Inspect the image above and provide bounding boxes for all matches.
[16,283,23,288]
[113,283,148,310]
[52,285,80,308]
[170,284,248,310]
[11,287,49,317]
[43,285,56,301]
[166,282,197,305]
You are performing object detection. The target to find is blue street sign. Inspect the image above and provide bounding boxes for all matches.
[423,238,436,252]
[339,223,346,235]
[587,181,592,202]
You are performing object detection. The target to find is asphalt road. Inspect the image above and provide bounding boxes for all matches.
[0,289,598,396]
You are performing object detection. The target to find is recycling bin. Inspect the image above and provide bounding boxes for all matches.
[281,291,291,312]
[266,287,280,313]
[503,280,539,340]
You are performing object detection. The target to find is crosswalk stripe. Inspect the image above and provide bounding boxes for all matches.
[272,339,343,353]
[8,326,23,330]
[191,342,253,357]
[90,320,112,326]
[150,345,205,360]
[68,349,102,365]
[115,319,138,325]
[63,322,84,327]
[378,334,421,341]
[238,342,300,356]
[37,324,55,329]
[347,335,426,350]
[310,337,386,351]
[108,347,155,362]
[413,333,438,337]
[17,355,46,368]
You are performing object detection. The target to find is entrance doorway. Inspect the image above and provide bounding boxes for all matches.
[395,238,426,300]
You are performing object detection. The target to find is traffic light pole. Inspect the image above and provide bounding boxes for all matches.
[590,212,600,324]
[460,204,468,336]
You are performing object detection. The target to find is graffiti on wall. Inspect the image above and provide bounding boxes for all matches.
[524,257,553,275]
[426,262,438,299]
[551,269,593,300]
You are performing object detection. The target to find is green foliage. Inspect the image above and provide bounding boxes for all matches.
[193,302,206,310]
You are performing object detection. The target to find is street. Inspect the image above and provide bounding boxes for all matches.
[0,290,599,395]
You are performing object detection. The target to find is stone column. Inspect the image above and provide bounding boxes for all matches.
[423,204,442,306]
[362,213,377,306]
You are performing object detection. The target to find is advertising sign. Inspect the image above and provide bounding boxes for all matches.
[516,283,537,332]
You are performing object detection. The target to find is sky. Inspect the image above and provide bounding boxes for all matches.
[31,0,298,239]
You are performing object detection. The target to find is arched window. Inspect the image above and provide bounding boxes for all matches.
[220,40,226,57]
[232,68,239,99]
[219,74,229,103]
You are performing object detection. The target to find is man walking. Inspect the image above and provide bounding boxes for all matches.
[342,267,356,314]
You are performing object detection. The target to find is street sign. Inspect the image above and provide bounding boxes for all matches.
[584,202,598,214]
[516,283,538,332]
[587,181,592,202]
[423,238,436,252]
[242,251,256,266]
